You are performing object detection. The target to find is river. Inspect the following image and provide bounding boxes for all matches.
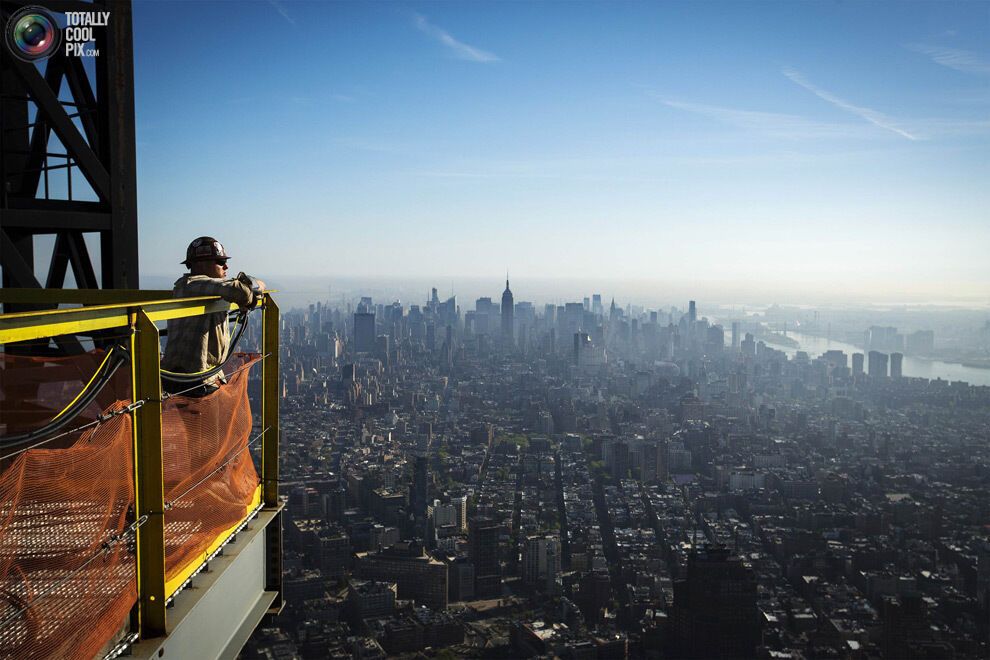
[761,331,990,387]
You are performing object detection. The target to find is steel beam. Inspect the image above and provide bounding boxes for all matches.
[262,294,280,507]
[0,296,236,343]
[130,309,166,638]
[0,288,173,305]
[0,0,139,313]
[261,294,283,612]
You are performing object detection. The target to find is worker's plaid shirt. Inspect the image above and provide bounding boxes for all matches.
[161,273,256,381]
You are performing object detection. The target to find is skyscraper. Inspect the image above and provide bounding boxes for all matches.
[354,312,376,353]
[890,352,903,378]
[469,516,501,598]
[522,535,561,591]
[852,353,865,376]
[501,278,514,349]
[688,300,697,324]
[868,351,888,378]
[669,546,760,658]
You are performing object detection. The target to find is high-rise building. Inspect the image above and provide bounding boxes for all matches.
[669,546,759,658]
[592,294,603,317]
[469,516,501,598]
[411,453,429,519]
[355,540,448,610]
[731,322,740,349]
[501,278,514,349]
[522,535,561,591]
[741,333,756,357]
[906,330,934,355]
[688,300,697,324]
[868,351,888,378]
[852,352,865,376]
[354,312,376,353]
[890,352,903,378]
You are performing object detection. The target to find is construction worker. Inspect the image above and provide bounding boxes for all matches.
[161,237,265,397]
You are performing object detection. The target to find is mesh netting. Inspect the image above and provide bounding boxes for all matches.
[0,349,130,447]
[0,350,263,657]
[0,406,135,659]
[163,354,262,591]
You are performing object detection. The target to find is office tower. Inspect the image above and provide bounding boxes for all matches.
[592,294,603,316]
[475,297,493,336]
[852,352,864,376]
[906,330,935,355]
[866,326,901,352]
[355,540,448,610]
[375,334,389,367]
[574,332,589,365]
[731,322,740,349]
[583,296,590,311]
[669,547,760,658]
[823,350,848,369]
[868,350,888,378]
[741,333,756,357]
[501,278,514,349]
[522,535,561,591]
[354,312,376,353]
[890,352,903,378]
[640,440,659,483]
[705,325,724,353]
[469,516,501,597]
[688,300,697,324]
[411,453,429,519]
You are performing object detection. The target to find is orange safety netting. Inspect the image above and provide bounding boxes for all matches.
[0,350,136,660]
[162,354,262,590]
[0,350,263,658]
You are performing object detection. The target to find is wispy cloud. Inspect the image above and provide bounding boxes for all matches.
[653,95,871,140]
[267,0,295,26]
[906,43,990,75]
[783,68,919,140]
[413,13,500,63]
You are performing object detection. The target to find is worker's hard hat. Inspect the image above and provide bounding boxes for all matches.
[182,237,230,265]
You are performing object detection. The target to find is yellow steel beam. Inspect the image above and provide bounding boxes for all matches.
[131,310,167,639]
[0,288,173,305]
[0,296,237,344]
[262,294,280,508]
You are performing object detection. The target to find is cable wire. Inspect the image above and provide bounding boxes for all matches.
[161,353,269,400]
[159,309,252,382]
[0,345,131,450]
[0,400,145,462]
[165,426,268,509]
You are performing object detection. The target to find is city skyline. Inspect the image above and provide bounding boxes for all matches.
[130,1,990,300]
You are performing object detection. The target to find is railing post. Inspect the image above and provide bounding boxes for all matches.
[131,309,166,638]
[261,294,280,507]
[261,293,283,612]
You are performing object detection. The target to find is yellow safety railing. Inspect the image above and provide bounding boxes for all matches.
[0,289,280,643]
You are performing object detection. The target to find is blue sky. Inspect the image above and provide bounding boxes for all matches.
[132,1,990,301]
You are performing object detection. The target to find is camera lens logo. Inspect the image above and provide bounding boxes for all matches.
[5,6,61,62]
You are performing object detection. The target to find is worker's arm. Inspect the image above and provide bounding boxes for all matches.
[182,274,255,307]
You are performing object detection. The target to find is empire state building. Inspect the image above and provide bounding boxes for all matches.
[501,277,514,349]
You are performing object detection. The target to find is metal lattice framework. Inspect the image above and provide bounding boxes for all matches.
[0,0,137,311]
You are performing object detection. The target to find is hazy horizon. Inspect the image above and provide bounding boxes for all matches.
[130,1,990,301]
[141,273,990,313]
